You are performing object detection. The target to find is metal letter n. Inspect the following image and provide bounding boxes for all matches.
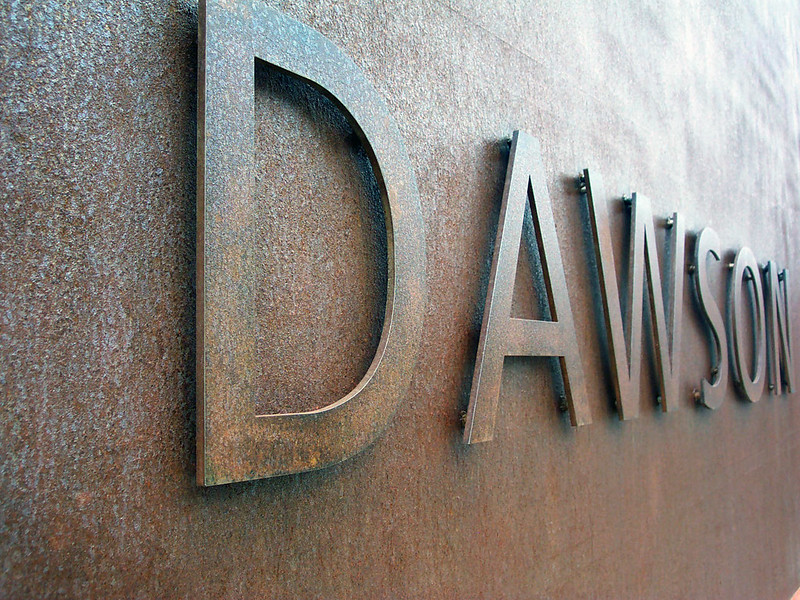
[764,261,793,395]
[463,131,590,444]
[197,0,426,485]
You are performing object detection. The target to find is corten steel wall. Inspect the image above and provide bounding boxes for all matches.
[2,0,800,598]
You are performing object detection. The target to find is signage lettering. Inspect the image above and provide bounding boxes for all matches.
[694,227,728,409]
[764,261,793,394]
[463,131,589,444]
[197,0,425,485]
[464,131,794,442]
[198,3,794,478]
[584,171,685,419]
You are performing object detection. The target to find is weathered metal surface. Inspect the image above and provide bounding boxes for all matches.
[464,130,589,443]
[2,0,800,597]
[198,0,426,485]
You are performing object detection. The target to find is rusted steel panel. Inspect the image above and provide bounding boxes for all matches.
[2,0,800,598]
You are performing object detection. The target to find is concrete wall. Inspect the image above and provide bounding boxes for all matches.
[2,0,800,597]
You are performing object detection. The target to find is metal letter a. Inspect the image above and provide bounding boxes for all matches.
[463,131,590,444]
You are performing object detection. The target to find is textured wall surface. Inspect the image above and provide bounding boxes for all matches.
[2,0,800,597]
